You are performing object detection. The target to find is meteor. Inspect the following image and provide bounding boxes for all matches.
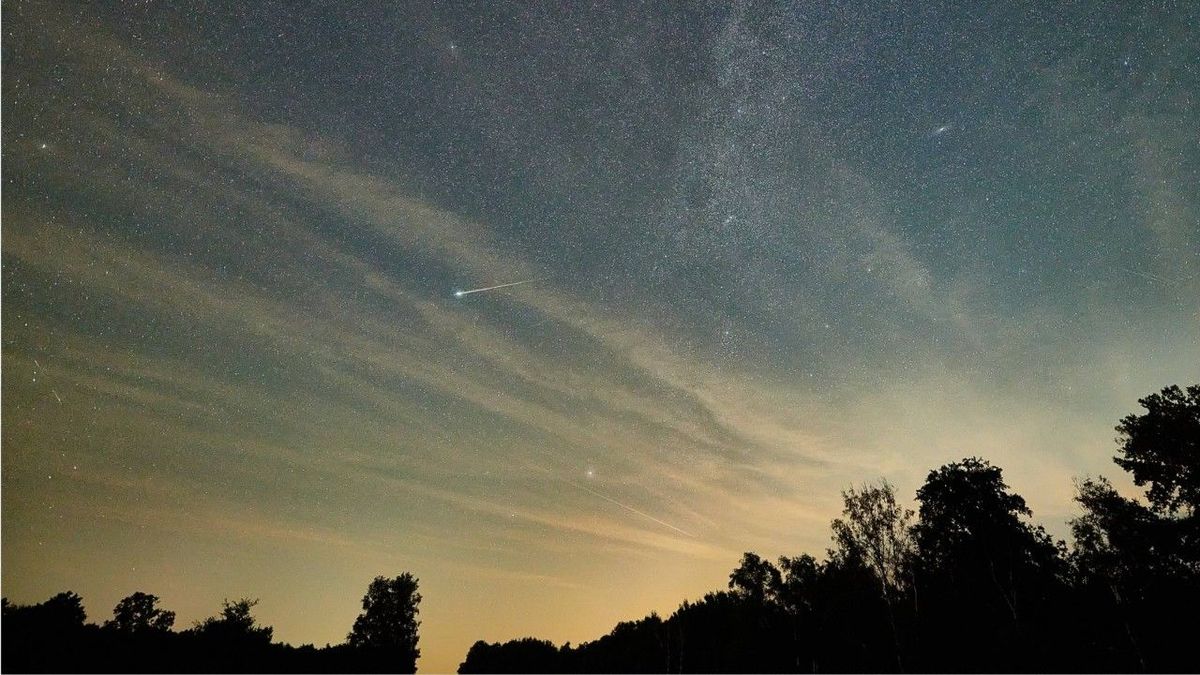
[453,278,543,298]
[564,477,697,538]
[521,461,696,538]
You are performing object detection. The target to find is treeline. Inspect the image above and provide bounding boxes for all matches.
[4,385,1197,673]
[2,575,421,673]
[460,384,1200,673]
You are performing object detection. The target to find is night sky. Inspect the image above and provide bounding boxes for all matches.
[3,1,1198,671]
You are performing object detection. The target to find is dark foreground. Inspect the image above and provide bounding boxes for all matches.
[5,385,1199,673]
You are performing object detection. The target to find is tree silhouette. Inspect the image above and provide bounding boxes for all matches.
[347,574,422,673]
[453,389,1197,673]
[459,637,563,673]
[830,481,914,594]
[1113,384,1200,517]
[773,553,820,616]
[1072,477,1170,580]
[2,591,90,672]
[1073,385,1200,581]
[727,552,782,603]
[773,554,820,672]
[829,481,914,671]
[104,592,176,633]
[192,597,273,645]
[4,386,1200,674]
[911,457,1064,670]
[914,458,1059,575]
[1068,384,1200,671]
[1072,387,1200,579]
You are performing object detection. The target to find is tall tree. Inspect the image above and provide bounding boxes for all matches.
[1072,384,1200,584]
[829,481,914,671]
[1069,384,1200,671]
[912,458,1063,670]
[1112,384,1200,517]
[348,574,422,673]
[774,554,820,617]
[914,459,1061,590]
[830,481,914,599]
[774,554,822,673]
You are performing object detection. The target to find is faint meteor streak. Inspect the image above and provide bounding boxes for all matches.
[35,360,62,403]
[453,278,543,298]
[562,476,697,538]
[1118,266,1168,285]
[521,461,696,537]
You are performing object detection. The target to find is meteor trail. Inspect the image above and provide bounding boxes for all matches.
[563,477,697,538]
[453,278,543,298]
[1118,266,1169,285]
[520,461,696,537]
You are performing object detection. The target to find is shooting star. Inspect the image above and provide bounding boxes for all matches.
[453,278,543,298]
[1118,266,1170,285]
[563,476,696,538]
[520,461,696,537]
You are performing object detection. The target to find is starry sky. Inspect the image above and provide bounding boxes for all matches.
[3,1,1198,671]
